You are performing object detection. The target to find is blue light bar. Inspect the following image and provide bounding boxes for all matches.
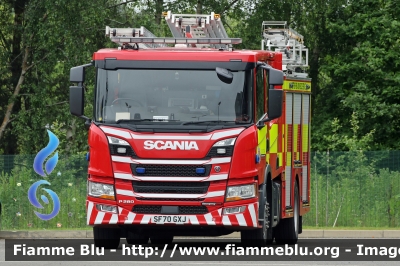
[196,167,206,174]
[136,167,146,174]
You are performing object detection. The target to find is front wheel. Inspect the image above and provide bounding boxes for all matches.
[241,185,271,246]
[150,234,174,245]
[93,227,120,249]
[274,181,299,245]
[126,230,149,245]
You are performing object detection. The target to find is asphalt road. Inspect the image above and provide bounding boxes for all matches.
[1,239,399,266]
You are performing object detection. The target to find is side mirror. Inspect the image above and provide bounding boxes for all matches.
[257,89,283,128]
[267,89,283,120]
[259,64,284,86]
[69,63,92,123]
[216,67,233,84]
[70,86,84,117]
[70,66,86,83]
[268,67,284,86]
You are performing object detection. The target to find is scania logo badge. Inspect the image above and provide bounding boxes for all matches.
[214,166,221,172]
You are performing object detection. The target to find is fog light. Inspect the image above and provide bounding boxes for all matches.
[117,147,127,153]
[217,148,226,154]
[96,204,117,213]
[223,206,246,215]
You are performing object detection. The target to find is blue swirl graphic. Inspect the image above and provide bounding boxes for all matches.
[33,130,59,177]
[28,180,60,220]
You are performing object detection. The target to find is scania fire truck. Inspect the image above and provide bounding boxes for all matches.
[69,12,311,248]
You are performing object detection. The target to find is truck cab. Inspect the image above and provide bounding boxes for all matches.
[69,12,310,248]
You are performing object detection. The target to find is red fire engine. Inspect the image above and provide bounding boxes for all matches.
[69,12,311,248]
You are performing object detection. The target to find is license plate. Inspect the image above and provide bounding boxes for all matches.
[151,215,187,223]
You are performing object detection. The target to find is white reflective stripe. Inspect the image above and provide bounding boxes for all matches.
[116,174,228,182]
[211,128,244,140]
[236,213,247,226]
[87,201,94,225]
[302,165,308,201]
[131,134,211,140]
[188,216,199,225]
[204,213,216,225]
[205,174,228,181]
[109,214,118,224]
[102,127,243,141]
[222,216,231,226]
[141,215,151,224]
[205,191,225,198]
[134,193,204,198]
[248,203,257,227]
[209,157,231,164]
[101,127,132,139]
[129,128,244,140]
[128,176,206,182]
[133,159,209,165]
[124,212,136,224]
[285,167,292,207]
[134,157,230,165]
[132,191,224,199]
[112,156,231,165]
[112,156,132,163]
[114,173,138,180]
[94,211,105,224]
[116,189,135,197]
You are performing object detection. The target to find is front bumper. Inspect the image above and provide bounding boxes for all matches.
[86,200,259,228]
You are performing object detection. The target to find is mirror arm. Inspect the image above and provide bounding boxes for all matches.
[78,115,91,129]
[257,117,272,129]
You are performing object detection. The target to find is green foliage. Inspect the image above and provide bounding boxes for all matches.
[312,0,400,151]
[303,150,400,227]
[0,154,88,230]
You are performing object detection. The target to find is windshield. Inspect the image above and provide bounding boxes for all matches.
[95,69,252,125]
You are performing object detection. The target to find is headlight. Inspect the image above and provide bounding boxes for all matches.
[88,181,115,200]
[206,137,236,157]
[108,136,129,145]
[213,137,236,147]
[226,184,256,202]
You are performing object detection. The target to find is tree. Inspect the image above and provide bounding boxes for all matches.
[313,0,400,150]
[0,0,115,154]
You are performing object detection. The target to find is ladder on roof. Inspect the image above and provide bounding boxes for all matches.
[105,26,167,49]
[163,11,231,49]
[105,12,240,50]
[261,21,309,78]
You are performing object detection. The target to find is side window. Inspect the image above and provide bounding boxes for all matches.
[256,68,265,121]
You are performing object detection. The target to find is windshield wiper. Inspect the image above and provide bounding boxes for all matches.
[182,120,249,125]
[117,119,180,124]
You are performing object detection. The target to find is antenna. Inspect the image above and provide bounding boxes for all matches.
[217,101,221,123]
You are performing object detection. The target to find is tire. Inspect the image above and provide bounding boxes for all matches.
[93,227,120,249]
[241,185,271,246]
[126,230,149,245]
[150,234,174,245]
[274,181,300,245]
